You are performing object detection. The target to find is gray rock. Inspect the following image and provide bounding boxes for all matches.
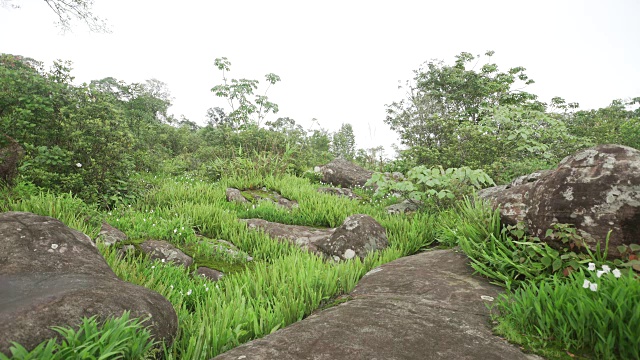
[226,188,248,203]
[139,240,193,268]
[196,238,253,262]
[0,212,178,355]
[243,214,388,261]
[315,214,388,261]
[385,199,423,214]
[96,221,127,246]
[194,267,224,282]
[317,187,362,200]
[317,158,374,188]
[210,249,541,360]
[479,144,640,259]
[0,135,25,186]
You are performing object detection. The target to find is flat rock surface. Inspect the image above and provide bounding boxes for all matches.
[212,249,540,360]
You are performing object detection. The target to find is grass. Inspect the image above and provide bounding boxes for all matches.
[0,173,436,359]
[2,175,638,360]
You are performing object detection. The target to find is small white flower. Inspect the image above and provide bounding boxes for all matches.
[143,218,146,222]
[583,279,590,288]
[51,244,59,250]
[601,265,611,273]
[589,283,598,292]
[181,227,184,230]
[128,205,131,208]
[174,229,178,233]
[76,163,82,168]
[612,269,622,278]
[205,287,209,292]
[161,259,165,263]
[170,285,174,289]
[153,223,156,226]
[108,212,112,216]
[186,289,192,296]
[596,270,604,278]
[588,262,596,271]
[150,210,154,213]
[151,266,155,269]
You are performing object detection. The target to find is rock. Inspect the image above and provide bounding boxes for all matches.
[242,219,335,253]
[226,188,248,203]
[0,135,25,186]
[96,221,127,246]
[479,144,640,259]
[315,214,388,261]
[0,212,178,354]
[194,267,224,282]
[318,158,374,188]
[386,199,423,214]
[228,188,299,210]
[196,238,253,262]
[210,249,540,360]
[317,187,362,200]
[243,215,388,261]
[139,240,193,268]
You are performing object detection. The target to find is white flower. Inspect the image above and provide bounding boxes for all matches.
[174,229,178,233]
[143,218,146,222]
[186,289,192,296]
[583,279,591,288]
[181,227,184,230]
[601,265,611,273]
[153,224,156,226]
[161,259,165,263]
[151,266,155,269]
[588,262,596,271]
[205,287,209,292]
[51,243,59,250]
[589,283,598,292]
[76,163,82,168]
[612,269,622,278]
[596,270,605,278]
[170,285,174,289]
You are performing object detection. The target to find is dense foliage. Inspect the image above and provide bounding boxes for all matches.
[1,50,638,360]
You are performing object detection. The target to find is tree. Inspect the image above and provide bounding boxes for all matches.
[210,57,280,128]
[385,51,552,170]
[3,0,109,32]
[331,123,356,160]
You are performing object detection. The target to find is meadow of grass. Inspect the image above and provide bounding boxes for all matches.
[1,173,638,360]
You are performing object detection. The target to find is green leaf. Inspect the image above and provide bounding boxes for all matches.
[552,258,563,272]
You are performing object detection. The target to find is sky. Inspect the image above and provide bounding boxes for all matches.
[1,0,639,155]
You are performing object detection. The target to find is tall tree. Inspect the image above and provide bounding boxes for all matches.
[331,123,356,160]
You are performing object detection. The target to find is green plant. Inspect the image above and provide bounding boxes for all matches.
[367,166,494,209]
[0,312,156,360]
[493,267,639,360]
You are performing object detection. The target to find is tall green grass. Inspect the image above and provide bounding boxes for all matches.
[2,173,437,359]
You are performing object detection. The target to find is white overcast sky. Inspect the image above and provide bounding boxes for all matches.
[1,0,639,154]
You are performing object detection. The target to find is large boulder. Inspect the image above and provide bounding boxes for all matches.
[479,144,640,259]
[0,135,25,186]
[243,214,388,261]
[318,158,374,188]
[211,249,540,360]
[0,212,178,355]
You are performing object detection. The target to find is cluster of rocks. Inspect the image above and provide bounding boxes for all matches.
[98,223,248,282]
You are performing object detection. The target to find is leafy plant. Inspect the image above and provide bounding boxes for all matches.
[0,312,156,360]
[367,166,494,209]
